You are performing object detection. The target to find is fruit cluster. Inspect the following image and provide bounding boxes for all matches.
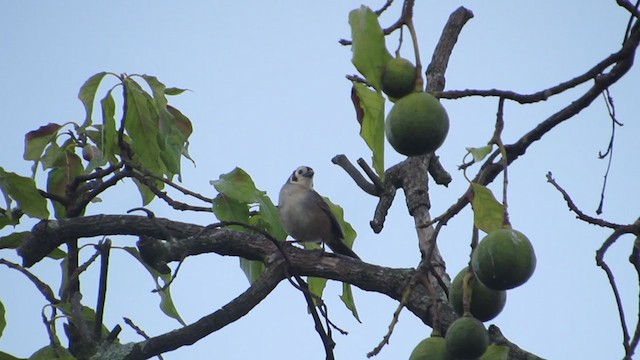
[410,228,537,359]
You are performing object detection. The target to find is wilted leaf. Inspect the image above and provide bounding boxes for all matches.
[0,167,49,219]
[471,183,505,234]
[349,6,392,90]
[78,71,108,128]
[466,145,494,163]
[23,123,62,162]
[353,83,385,178]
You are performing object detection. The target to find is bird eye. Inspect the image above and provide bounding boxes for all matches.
[297,169,303,175]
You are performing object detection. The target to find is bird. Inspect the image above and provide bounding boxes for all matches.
[278,166,360,259]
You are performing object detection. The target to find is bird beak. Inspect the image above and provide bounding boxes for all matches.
[303,168,314,178]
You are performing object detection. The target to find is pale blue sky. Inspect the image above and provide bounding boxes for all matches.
[1,1,639,359]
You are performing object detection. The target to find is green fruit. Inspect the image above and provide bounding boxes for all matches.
[471,228,537,290]
[409,334,454,360]
[445,316,489,359]
[382,57,417,99]
[449,267,507,321]
[385,92,449,156]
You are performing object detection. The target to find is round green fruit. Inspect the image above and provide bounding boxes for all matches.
[449,267,507,321]
[382,57,417,99]
[409,334,454,360]
[471,228,537,290]
[385,92,449,156]
[445,316,489,359]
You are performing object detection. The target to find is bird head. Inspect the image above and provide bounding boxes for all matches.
[287,166,314,189]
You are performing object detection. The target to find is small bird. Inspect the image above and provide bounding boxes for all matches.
[278,166,360,259]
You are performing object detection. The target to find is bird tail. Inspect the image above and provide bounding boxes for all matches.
[327,239,360,260]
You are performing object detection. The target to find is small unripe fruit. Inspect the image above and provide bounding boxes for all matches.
[382,57,417,99]
[409,333,454,360]
[449,267,507,321]
[471,228,537,290]
[445,316,489,359]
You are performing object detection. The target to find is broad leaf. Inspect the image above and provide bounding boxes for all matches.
[123,78,164,176]
[0,168,49,219]
[324,197,357,251]
[141,74,168,109]
[0,351,24,360]
[132,177,163,206]
[23,123,62,162]
[308,276,328,305]
[353,83,385,178]
[210,168,265,204]
[467,145,494,163]
[257,195,287,241]
[0,232,30,250]
[471,183,505,234]
[78,71,108,128]
[349,6,392,90]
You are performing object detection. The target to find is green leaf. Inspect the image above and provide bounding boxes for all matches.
[28,345,74,360]
[0,351,26,360]
[166,105,195,167]
[212,194,250,224]
[141,74,168,109]
[256,195,287,241]
[353,83,385,178]
[467,145,494,163]
[0,167,49,219]
[131,177,163,206]
[210,167,265,204]
[53,303,110,340]
[479,344,510,360]
[99,89,118,165]
[0,214,20,230]
[47,248,67,260]
[46,150,83,219]
[340,283,361,322]
[308,276,328,304]
[0,300,5,338]
[23,123,62,162]
[324,197,357,250]
[349,6,392,91]
[122,247,186,326]
[471,183,505,234]
[78,71,108,128]
[165,87,189,96]
[239,258,265,284]
[0,232,30,250]
[123,78,164,176]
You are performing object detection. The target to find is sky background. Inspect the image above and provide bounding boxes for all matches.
[1,1,639,359]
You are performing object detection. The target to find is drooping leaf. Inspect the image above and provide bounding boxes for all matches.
[308,276,329,304]
[166,105,195,166]
[353,83,385,178]
[0,231,30,250]
[123,78,164,176]
[479,344,510,360]
[211,168,265,204]
[47,248,67,260]
[340,282,361,322]
[471,183,505,234]
[78,71,108,128]
[324,197,357,251]
[23,123,62,162]
[99,89,119,165]
[0,167,49,219]
[122,247,186,326]
[131,177,163,206]
[257,195,287,241]
[348,6,392,91]
[467,145,494,163]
